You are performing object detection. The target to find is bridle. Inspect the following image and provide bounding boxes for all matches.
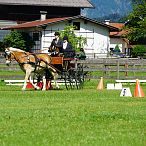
[4,49,31,64]
[4,49,14,64]
[4,48,55,74]
[4,49,43,70]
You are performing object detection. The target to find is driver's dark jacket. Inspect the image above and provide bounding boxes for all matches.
[60,42,75,58]
[49,38,63,52]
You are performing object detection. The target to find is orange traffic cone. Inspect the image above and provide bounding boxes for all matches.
[134,79,145,97]
[97,77,104,90]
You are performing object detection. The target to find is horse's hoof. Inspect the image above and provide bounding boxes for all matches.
[22,88,26,91]
[35,86,40,90]
[56,86,60,89]
[42,88,46,91]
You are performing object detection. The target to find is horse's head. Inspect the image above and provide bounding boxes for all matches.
[4,47,14,66]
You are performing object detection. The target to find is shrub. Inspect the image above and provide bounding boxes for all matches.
[0,41,4,51]
[3,31,35,51]
[131,45,146,58]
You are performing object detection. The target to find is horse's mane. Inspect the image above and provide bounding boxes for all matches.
[9,47,26,52]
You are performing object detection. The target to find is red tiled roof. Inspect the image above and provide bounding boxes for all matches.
[109,23,124,29]
[1,16,119,31]
[109,23,128,37]
[1,17,70,29]
[110,30,128,37]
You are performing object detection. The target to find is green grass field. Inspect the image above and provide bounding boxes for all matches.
[0,79,146,146]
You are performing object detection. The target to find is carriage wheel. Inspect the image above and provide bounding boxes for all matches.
[64,69,71,90]
[69,68,78,89]
[64,68,77,90]
[75,63,84,89]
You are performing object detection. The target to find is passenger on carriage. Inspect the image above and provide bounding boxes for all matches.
[48,32,62,55]
[75,48,86,60]
[60,36,75,58]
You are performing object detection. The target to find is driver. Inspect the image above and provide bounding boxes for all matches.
[48,32,63,55]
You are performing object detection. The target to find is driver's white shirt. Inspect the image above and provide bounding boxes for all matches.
[63,42,68,49]
[55,38,59,44]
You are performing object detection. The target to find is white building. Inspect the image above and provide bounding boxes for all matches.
[1,16,118,58]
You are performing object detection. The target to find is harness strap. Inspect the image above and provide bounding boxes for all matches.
[30,53,41,72]
[19,52,41,72]
[21,52,60,74]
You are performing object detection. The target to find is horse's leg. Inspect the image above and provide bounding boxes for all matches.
[28,75,40,90]
[42,76,47,91]
[22,70,31,90]
[51,71,59,89]
[46,65,59,89]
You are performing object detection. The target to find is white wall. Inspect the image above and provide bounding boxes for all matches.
[73,19,110,58]
[4,18,111,58]
[32,18,110,58]
[41,22,67,52]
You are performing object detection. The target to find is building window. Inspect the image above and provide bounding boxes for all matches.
[73,22,80,30]
[33,32,40,41]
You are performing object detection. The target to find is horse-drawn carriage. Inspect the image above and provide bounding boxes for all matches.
[50,56,84,90]
[4,47,84,90]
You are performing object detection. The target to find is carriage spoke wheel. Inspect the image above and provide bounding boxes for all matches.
[69,68,78,89]
[64,68,77,90]
[64,69,71,90]
[75,63,84,89]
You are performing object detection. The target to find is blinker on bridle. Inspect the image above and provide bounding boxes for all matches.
[5,50,11,56]
[4,50,12,62]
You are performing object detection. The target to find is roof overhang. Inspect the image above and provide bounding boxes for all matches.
[0,15,119,32]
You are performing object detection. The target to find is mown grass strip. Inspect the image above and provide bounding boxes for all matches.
[0,80,146,146]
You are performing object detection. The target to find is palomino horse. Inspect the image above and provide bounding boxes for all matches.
[4,47,59,90]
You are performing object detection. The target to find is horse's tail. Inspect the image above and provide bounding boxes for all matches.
[46,64,60,80]
[47,64,61,73]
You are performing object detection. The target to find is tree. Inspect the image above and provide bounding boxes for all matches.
[3,31,35,51]
[59,25,87,52]
[113,44,121,55]
[131,0,145,5]
[124,0,146,44]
